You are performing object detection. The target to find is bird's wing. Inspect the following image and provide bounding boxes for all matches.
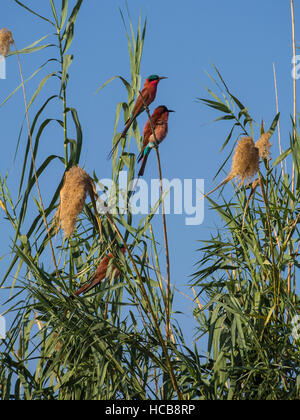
[75,256,110,296]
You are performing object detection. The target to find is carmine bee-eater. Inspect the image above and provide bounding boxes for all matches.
[74,245,126,296]
[107,74,167,159]
[137,105,174,177]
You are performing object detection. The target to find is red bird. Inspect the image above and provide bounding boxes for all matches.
[108,74,167,159]
[138,105,174,177]
[74,246,126,296]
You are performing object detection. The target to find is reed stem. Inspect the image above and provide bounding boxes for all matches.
[14,42,59,278]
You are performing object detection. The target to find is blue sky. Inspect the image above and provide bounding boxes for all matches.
[0,0,298,348]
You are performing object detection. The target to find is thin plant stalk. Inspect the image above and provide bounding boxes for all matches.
[87,183,103,242]
[258,173,279,323]
[149,224,177,347]
[149,225,195,305]
[289,0,296,299]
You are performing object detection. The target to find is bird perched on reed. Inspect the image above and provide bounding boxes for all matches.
[74,245,126,296]
[108,74,167,159]
[137,105,174,177]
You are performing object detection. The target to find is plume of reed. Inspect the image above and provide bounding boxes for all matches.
[230,137,260,185]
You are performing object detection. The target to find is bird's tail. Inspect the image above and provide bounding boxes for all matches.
[107,115,135,160]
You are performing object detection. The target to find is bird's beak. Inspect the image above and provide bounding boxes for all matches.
[168,110,175,113]
[159,76,168,80]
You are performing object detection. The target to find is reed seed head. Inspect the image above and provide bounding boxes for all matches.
[0,28,13,57]
[230,137,259,185]
[255,131,272,160]
[0,199,5,211]
[56,166,93,238]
